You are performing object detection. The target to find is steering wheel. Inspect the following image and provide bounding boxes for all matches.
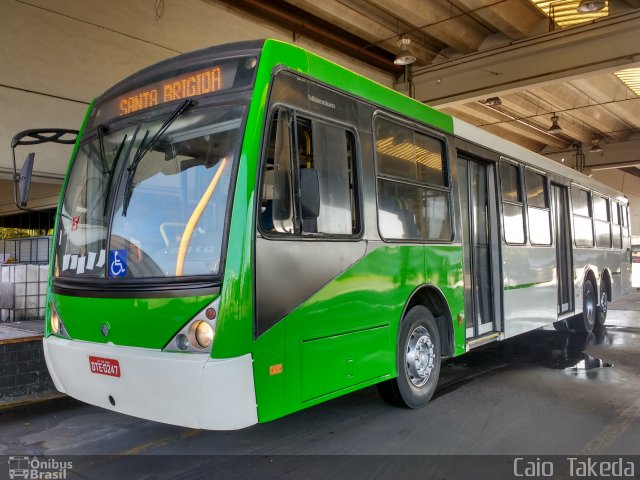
[160,222,185,247]
[160,222,206,247]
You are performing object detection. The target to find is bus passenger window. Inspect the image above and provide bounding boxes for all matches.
[593,194,612,248]
[525,169,551,245]
[374,117,451,242]
[572,187,594,247]
[259,110,358,236]
[499,162,525,244]
[612,202,622,249]
[622,204,630,238]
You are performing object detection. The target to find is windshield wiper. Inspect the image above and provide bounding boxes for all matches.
[102,134,128,216]
[121,98,193,216]
[97,125,108,174]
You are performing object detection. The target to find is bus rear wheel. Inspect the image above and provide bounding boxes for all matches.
[377,306,441,409]
[572,279,596,333]
[596,281,608,328]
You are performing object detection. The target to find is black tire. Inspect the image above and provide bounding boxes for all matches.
[572,279,596,333]
[377,306,441,409]
[595,281,608,328]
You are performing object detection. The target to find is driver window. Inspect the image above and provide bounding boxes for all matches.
[259,109,359,236]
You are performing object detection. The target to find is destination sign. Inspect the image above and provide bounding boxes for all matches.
[117,64,237,116]
[93,57,251,123]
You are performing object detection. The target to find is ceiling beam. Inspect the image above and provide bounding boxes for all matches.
[452,0,546,40]
[524,85,632,141]
[214,0,402,74]
[412,10,640,106]
[545,138,640,168]
[569,75,640,128]
[443,102,570,149]
[365,0,490,53]
[282,0,438,64]
[496,93,594,144]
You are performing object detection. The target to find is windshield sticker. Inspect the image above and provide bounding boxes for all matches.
[109,249,127,277]
[61,250,105,274]
[97,250,106,268]
[86,251,97,270]
[77,256,86,274]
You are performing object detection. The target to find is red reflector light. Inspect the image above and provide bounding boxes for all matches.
[205,308,216,320]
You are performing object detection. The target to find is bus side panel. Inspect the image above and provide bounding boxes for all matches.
[252,244,464,423]
[502,244,556,338]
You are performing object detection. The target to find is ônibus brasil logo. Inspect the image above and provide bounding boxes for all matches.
[8,456,73,479]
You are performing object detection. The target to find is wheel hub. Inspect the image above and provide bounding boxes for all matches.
[585,289,595,324]
[406,326,435,387]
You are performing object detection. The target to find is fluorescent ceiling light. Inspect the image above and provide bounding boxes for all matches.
[529,0,608,27]
[614,67,640,97]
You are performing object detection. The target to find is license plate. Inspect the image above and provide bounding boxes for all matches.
[89,356,121,377]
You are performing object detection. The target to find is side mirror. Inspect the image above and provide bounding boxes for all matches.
[10,128,79,211]
[16,152,35,208]
[300,168,320,219]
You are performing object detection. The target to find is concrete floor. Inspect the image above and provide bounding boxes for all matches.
[1,293,639,479]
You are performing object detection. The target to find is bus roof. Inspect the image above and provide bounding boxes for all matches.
[453,118,628,203]
[89,37,627,204]
[262,38,628,204]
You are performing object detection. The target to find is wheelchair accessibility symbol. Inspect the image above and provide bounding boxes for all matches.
[108,249,128,277]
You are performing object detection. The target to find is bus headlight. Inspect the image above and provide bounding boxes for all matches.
[49,302,71,339]
[194,321,213,348]
[50,306,60,334]
[164,298,219,353]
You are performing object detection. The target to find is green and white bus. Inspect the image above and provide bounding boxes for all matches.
[31,39,631,430]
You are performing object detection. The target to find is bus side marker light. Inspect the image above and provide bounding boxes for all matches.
[458,313,464,326]
[269,364,283,375]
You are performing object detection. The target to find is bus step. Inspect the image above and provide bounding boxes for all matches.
[466,332,501,351]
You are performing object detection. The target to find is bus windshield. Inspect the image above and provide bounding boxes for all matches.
[55,104,244,281]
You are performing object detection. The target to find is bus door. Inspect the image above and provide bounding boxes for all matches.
[551,183,574,315]
[457,155,502,341]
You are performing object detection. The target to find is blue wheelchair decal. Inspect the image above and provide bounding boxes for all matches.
[109,249,128,277]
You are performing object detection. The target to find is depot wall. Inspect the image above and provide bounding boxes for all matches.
[0,0,392,215]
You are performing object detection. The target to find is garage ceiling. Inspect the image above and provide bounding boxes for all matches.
[217,0,640,176]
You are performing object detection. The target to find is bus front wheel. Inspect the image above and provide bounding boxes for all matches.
[377,306,441,409]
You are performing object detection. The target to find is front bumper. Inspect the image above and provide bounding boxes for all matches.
[43,336,258,430]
